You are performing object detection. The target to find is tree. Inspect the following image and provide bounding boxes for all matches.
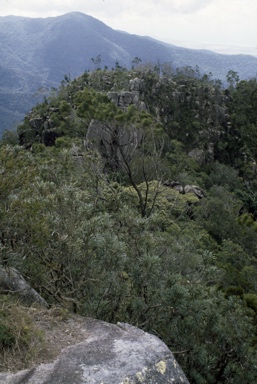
[85,104,170,217]
[131,56,142,68]
[91,54,102,70]
[226,70,239,89]
[4,66,257,382]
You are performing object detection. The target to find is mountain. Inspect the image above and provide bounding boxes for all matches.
[2,65,257,383]
[1,11,257,134]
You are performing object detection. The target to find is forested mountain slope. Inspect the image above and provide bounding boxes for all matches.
[1,66,257,383]
[1,11,257,133]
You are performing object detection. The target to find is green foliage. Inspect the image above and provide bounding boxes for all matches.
[206,161,242,191]
[0,322,15,348]
[0,130,19,146]
[0,297,44,366]
[215,77,257,180]
[193,186,242,243]
[243,293,257,314]
[157,288,257,384]
[2,67,257,382]
[226,70,240,89]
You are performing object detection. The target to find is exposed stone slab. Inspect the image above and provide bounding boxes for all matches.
[0,319,189,384]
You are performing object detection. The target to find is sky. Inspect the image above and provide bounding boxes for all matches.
[1,0,257,56]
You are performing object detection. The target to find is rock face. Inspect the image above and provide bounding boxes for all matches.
[163,181,205,199]
[107,78,146,111]
[0,319,189,384]
[19,116,61,148]
[86,119,143,171]
[0,266,48,308]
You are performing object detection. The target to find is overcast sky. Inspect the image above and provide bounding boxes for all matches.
[1,0,257,56]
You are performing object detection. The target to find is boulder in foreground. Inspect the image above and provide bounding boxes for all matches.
[0,318,189,384]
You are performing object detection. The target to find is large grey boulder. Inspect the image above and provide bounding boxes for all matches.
[0,319,189,384]
[0,266,48,308]
[163,181,205,199]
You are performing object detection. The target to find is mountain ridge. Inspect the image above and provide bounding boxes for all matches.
[1,12,257,134]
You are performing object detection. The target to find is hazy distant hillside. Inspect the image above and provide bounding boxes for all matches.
[1,11,257,134]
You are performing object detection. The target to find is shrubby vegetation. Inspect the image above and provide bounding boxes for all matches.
[1,64,257,382]
[0,296,45,370]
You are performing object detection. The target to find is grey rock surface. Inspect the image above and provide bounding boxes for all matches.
[0,319,189,384]
[86,119,143,171]
[0,266,48,308]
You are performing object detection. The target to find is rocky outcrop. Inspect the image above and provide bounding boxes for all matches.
[19,114,61,147]
[107,77,146,111]
[184,185,205,199]
[0,266,48,308]
[0,319,189,384]
[188,143,215,165]
[107,90,146,111]
[129,77,145,92]
[41,128,62,146]
[86,119,143,171]
[163,181,205,199]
